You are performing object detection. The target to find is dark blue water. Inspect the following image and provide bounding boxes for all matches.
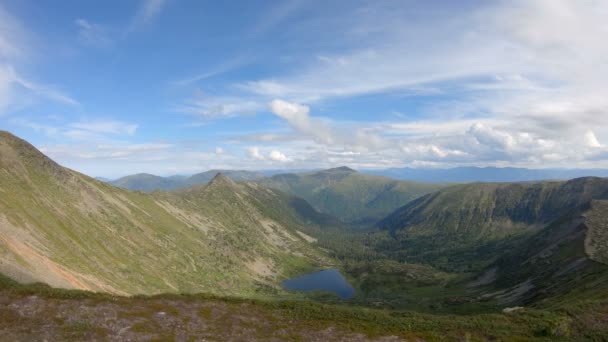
[282,269,355,299]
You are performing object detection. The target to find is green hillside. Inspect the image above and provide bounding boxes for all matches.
[376,178,608,271]
[2,131,608,339]
[472,199,608,306]
[0,131,329,296]
[259,167,446,225]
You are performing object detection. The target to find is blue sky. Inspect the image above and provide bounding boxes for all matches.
[1,0,607,178]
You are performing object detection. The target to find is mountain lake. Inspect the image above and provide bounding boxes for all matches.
[282,269,355,299]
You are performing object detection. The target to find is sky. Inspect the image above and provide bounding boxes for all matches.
[1,0,608,178]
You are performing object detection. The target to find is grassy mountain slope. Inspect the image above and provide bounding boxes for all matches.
[471,199,608,306]
[259,166,445,224]
[0,131,329,296]
[380,178,608,237]
[376,178,608,270]
[354,178,608,311]
[111,170,264,191]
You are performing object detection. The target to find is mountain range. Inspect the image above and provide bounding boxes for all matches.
[367,166,608,183]
[108,166,608,192]
[374,177,608,306]
[110,170,265,191]
[109,166,446,225]
[1,130,608,339]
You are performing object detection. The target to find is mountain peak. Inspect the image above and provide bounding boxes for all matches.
[0,130,68,179]
[325,166,357,173]
[208,172,237,187]
[1,130,37,152]
[130,173,162,178]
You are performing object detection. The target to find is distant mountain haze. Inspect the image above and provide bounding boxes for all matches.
[110,170,265,191]
[108,166,608,193]
[366,166,608,183]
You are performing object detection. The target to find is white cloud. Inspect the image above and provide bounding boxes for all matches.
[269,99,331,142]
[139,0,166,22]
[237,100,608,169]
[468,123,515,151]
[75,19,112,48]
[9,118,59,136]
[226,1,608,169]
[269,150,290,162]
[268,99,384,151]
[247,146,265,160]
[585,130,602,148]
[172,56,251,87]
[0,6,78,113]
[230,132,305,143]
[242,9,524,102]
[39,141,243,179]
[96,143,173,152]
[163,1,608,169]
[0,5,26,60]
[177,89,263,119]
[0,66,78,114]
[0,65,15,112]
[9,118,139,143]
[401,144,468,160]
[0,7,28,113]
[10,68,79,106]
[70,120,138,136]
[7,1,608,173]
[129,0,167,32]
[240,1,608,108]
[251,0,304,37]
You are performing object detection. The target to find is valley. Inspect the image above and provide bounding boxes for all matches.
[3,0,608,339]
[1,130,608,340]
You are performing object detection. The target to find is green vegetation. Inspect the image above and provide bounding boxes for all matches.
[258,166,446,225]
[377,178,608,271]
[1,275,607,341]
[2,130,608,340]
[360,178,608,312]
[0,131,329,296]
